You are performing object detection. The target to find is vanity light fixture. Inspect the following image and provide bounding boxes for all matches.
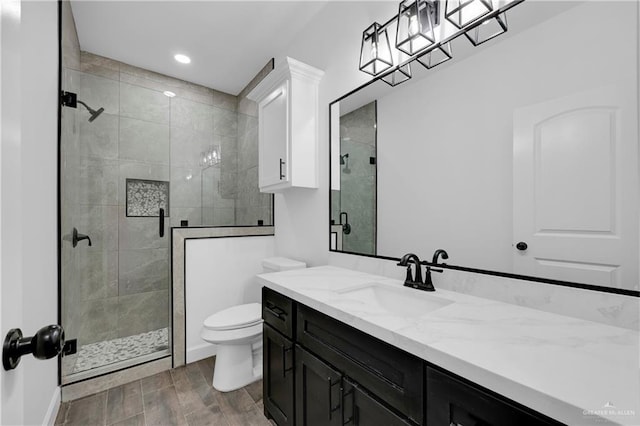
[358,0,523,80]
[382,63,412,86]
[416,42,452,69]
[396,0,439,56]
[464,12,508,46]
[445,0,493,29]
[174,53,191,64]
[359,22,394,76]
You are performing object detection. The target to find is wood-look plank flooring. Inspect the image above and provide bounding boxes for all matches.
[55,357,274,426]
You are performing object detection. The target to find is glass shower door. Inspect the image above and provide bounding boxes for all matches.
[60,61,171,384]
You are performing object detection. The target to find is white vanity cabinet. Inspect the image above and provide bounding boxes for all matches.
[247,57,324,192]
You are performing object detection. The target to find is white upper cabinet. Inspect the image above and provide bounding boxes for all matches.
[247,57,324,192]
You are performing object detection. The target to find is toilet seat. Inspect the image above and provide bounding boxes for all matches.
[203,303,262,331]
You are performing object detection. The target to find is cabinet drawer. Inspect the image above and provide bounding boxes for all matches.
[343,379,414,426]
[426,366,564,426]
[262,287,295,339]
[297,305,423,424]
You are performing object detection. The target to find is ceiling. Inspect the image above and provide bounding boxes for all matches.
[70,1,332,95]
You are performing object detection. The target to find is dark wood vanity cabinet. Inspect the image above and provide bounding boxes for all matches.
[263,324,295,426]
[295,345,413,426]
[426,366,564,426]
[296,304,423,424]
[295,345,342,426]
[262,287,563,426]
[263,287,296,426]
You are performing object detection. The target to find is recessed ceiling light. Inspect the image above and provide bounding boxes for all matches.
[174,54,191,64]
[163,91,176,98]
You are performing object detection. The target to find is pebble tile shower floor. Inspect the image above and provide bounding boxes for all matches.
[55,357,275,426]
[70,328,169,374]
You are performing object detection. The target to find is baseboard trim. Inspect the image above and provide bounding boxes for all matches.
[43,386,61,426]
[186,343,216,364]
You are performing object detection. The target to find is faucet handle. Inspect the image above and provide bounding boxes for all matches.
[403,265,414,284]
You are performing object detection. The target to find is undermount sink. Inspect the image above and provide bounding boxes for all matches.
[336,283,453,318]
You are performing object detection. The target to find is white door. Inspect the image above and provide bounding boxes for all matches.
[513,86,638,289]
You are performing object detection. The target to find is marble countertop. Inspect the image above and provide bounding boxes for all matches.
[257,266,640,426]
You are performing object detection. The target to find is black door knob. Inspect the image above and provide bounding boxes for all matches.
[516,241,528,251]
[3,324,65,370]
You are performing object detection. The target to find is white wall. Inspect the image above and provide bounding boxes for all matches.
[1,1,60,425]
[184,236,275,363]
[272,2,396,266]
[376,2,636,271]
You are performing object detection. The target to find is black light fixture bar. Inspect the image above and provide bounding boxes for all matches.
[372,0,525,82]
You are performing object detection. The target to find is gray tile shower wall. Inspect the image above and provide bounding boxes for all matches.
[235,61,274,226]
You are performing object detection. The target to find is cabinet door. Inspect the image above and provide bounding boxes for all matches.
[426,366,563,426]
[342,379,414,426]
[295,345,342,426]
[259,82,289,188]
[263,325,295,426]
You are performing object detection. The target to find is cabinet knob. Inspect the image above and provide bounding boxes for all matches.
[515,241,528,251]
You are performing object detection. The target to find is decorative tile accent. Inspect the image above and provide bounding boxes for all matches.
[73,328,169,374]
[126,179,169,217]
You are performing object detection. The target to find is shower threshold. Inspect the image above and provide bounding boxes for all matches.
[62,327,170,384]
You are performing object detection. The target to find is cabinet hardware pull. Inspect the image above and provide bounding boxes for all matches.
[159,208,165,238]
[342,387,355,424]
[279,158,285,180]
[328,378,341,420]
[265,304,286,320]
[282,346,293,378]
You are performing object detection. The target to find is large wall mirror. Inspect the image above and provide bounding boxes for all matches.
[330,1,639,293]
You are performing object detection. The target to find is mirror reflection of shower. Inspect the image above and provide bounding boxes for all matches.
[77,100,104,122]
[340,153,351,174]
[200,145,221,169]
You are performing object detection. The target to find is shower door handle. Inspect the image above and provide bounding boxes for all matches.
[159,208,165,238]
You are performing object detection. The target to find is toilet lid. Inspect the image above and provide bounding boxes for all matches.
[203,303,263,331]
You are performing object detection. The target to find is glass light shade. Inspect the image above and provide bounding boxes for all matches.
[465,12,507,46]
[445,0,493,29]
[359,22,394,76]
[416,42,452,69]
[381,63,412,87]
[396,0,439,56]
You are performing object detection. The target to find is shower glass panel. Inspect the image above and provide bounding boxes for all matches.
[60,66,172,383]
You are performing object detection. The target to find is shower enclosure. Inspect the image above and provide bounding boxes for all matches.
[60,3,272,383]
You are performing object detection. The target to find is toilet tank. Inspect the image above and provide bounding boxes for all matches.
[262,257,306,273]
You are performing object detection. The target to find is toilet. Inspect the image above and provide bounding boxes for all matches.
[201,257,306,392]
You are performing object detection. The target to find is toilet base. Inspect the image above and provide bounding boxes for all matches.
[212,343,263,392]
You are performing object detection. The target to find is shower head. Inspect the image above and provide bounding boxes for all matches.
[340,153,349,165]
[88,107,104,122]
[77,100,104,122]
